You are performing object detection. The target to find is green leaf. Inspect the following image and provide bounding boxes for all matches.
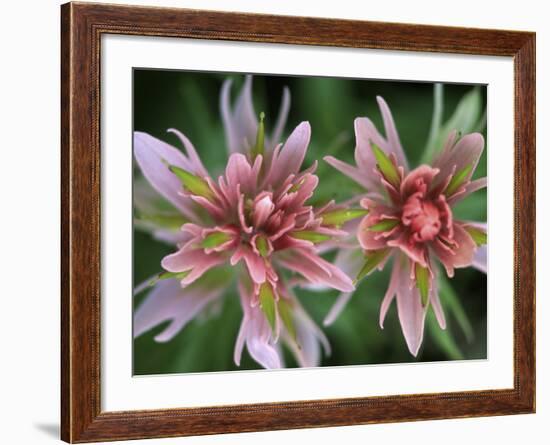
[135,212,186,230]
[278,298,296,342]
[288,177,306,193]
[169,165,215,201]
[356,249,390,282]
[255,235,270,257]
[148,270,190,286]
[368,219,399,232]
[371,143,401,188]
[415,264,430,307]
[201,232,232,249]
[252,112,265,158]
[291,231,332,243]
[426,310,464,360]
[259,283,277,333]
[422,87,483,164]
[321,208,368,227]
[465,226,487,246]
[422,83,444,164]
[444,164,473,197]
[438,274,474,343]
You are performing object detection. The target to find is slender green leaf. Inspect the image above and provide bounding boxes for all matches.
[321,208,368,227]
[439,274,475,343]
[148,270,190,286]
[259,283,277,333]
[252,111,265,158]
[201,232,232,249]
[291,231,332,243]
[255,235,270,257]
[426,310,464,360]
[356,249,390,282]
[415,264,430,307]
[368,219,399,232]
[465,226,487,246]
[371,143,400,188]
[445,164,472,197]
[169,165,215,201]
[278,298,296,342]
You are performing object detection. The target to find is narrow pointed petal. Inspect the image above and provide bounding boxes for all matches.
[267,86,291,151]
[431,290,447,329]
[231,244,266,284]
[353,117,383,191]
[220,76,258,154]
[395,261,427,356]
[323,248,365,325]
[324,155,371,189]
[277,248,355,292]
[225,153,260,197]
[133,131,198,220]
[376,96,409,171]
[288,301,330,367]
[166,128,209,177]
[134,279,223,342]
[266,122,311,187]
[432,223,477,277]
[472,244,487,274]
[161,247,225,286]
[235,280,282,369]
[323,292,352,326]
[379,256,401,328]
[448,177,487,206]
[253,194,275,228]
[433,133,485,185]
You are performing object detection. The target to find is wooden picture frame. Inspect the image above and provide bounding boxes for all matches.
[61,2,535,442]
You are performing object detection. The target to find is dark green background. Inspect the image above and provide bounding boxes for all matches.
[133,70,487,375]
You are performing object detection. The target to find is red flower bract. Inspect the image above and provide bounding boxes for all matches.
[359,164,476,276]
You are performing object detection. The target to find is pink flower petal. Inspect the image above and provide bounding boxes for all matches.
[432,223,477,277]
[376,96,409,171]
[266,122,311,187]
[276,248,354,292]
[286,297,330,367]
[400,165,440,200]
[230,244,267,284]
[433,132,485,186]
[323,155,371,189]
[220,76,257,154]
[161,247,225,286]
[267,86,291,152]
[447,177,487,206]
[323,247,366,325]
[225,153,260,197]
[353,117,384,191]
[379,254,401,328]
[166,128,209,177]
[429,274,446,329]
[133,131,199,220]
[472,244,487,274]
[234,279,282,368]
[394,257,427,356]
[134,279,224,342]
[253,193,275,228]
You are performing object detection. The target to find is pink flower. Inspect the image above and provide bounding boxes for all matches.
[133,76,355,369]
[324,96,487,356]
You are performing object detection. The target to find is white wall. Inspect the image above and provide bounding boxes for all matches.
[0,0,545,444]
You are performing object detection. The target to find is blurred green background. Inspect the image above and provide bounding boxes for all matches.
[133,70,487,375]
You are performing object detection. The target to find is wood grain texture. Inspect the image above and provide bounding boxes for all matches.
[60,2,536,442]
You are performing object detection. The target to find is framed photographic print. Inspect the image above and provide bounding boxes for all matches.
[61,2,535,442]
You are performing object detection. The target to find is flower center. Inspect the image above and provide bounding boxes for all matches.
[402,194,442,242]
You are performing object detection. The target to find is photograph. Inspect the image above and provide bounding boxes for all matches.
[132,71,488,375]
